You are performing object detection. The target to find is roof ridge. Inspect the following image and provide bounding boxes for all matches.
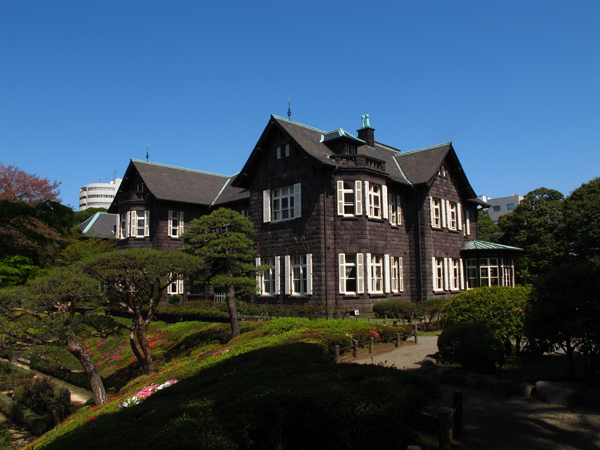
[398,142,452,156]
[131,159,231,178]
[271,115,326,134]
[211,177,232,206]
[375,141,402,153]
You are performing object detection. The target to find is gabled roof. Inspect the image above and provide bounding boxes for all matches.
[78,212,117,238]
[116,160,249,207]
[233,115,478,197]
[461,240,523,251]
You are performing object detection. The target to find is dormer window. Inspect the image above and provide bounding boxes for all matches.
[344,144,356,155]
[276,144,290,159]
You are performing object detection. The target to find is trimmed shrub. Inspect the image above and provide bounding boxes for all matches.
[455,335,506,373]
[437,322,494,362]
[373,301,426,324]
[167,294,181,305]
[12,377,55,415]
[440,286,530,351]
[423,299,449,324]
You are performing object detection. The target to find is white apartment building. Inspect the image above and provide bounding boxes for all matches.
[79,178,122,211]
[477,193,524,222]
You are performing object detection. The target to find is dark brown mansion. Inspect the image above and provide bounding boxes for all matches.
[109,115,521,312]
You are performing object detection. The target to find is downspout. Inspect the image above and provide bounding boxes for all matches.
[324,165,338,314]
[410,184,424,304]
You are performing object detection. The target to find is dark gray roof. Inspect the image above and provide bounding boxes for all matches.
[78,212,118,238]
[130,160,249,206]
[394,143,451,185]
[273,116,411,185]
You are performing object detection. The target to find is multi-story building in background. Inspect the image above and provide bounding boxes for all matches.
[477,193,524,222]
[79,178,122,211]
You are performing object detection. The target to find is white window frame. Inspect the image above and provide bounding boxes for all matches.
[432,257,445,292]
[257,256,279,295]
[366,253,384,294]
[168,210,184,238]
[390,256,403,293]
[339,253,364,294]
[263,184,301,223]
[501,258,515,287]
[337,180,363,216]
[365,182,387,219]
[430,197,442,228]
[168,276,184,295]
[130,210,149,238]
[447,201,458,231]
[480,258,500,287]
[450,258,462,291]
[286,254,312,296]
[119,212,130,239]
[466,258,478,289]
[388,194,402,226]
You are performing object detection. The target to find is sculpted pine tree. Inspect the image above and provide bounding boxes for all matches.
[183,209,263,339]
[82,249,198,374]
[0,267,113,405]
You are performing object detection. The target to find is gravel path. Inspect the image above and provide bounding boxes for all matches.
[352,336,600,450]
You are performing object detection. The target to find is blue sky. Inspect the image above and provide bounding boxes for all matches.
[1,1,599,210]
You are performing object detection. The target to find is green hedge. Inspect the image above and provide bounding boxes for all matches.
[372,301,427,323]
[440,286,530,350]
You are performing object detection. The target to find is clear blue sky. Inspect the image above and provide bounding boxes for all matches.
[1,1,599,210]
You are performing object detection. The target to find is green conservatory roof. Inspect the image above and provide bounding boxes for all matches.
[461,240,523,251]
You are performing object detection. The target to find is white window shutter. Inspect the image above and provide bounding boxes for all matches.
[144,211,150,237]
[397,195,402,225]
[168,210,173,237]
[430,197,435,227]
[459,258,465,290]
[457,203,462,230]
[178,278,184,294]
[285,144,290,157]
[337,181,344,216]
[355,181,363,216]
[306,253,312,295]
[263,190,271,223]
[130,211,137,237]
[432,257,437,291]
[444,257,449,290]
[294,183,301,218]
[442,200,447,228]
[284,255,291,295]
[124,212,130,238]
[357,253,364,294]
[399,257,404,291]
[115,215,120,239]
[366,253,372,293]
[255,257,262,294]
[277,147,281,159]
[339,253,346,294]
[382,185,388,219]
[384,254,390,293]
[388,193,393,224]
[179,211,185,235]
[274,256,281,295]
[364,181,370,218]
[466,210,471,235]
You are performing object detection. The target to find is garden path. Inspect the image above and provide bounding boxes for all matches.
[351,336,600,450]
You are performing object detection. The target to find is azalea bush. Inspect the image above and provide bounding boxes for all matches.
[12,376,55,415]
[119,380,178,409]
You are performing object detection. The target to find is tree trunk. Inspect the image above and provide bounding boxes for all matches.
[226,284,240,338]
[67,339,107,406]
[129,328,146,374]
[134,313,154,374]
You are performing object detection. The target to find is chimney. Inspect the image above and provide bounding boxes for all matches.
[357,114,375,146]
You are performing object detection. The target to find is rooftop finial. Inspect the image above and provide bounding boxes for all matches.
[287,97,292,120]
[146,145,149,162]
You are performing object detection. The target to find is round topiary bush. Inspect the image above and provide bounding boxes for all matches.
[455,335,506,373]
[437,322,494,363]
